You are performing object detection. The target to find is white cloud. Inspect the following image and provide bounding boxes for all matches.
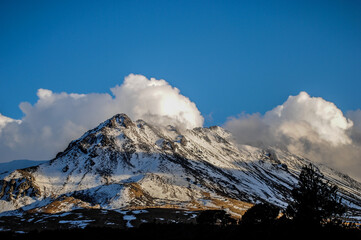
[347,109,361,145]
[2,79,361,181]
[0,74,203,162]
[110,74,203,129]
[264,91,353,146]
[224,91,361,181]
[225,91,354,147]
[0,114,21,133]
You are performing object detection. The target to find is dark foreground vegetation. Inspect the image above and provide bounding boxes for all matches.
[1,221,361,240]
[1,164,361,239]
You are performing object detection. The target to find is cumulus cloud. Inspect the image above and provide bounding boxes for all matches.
[0,74,203,162]
[2,78,360,181]
[224,91,361,181]
[0,114,21,134]
[347,109,361,144]
[111,74,203,128]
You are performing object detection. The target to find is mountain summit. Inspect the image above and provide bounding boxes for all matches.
[1,113,361,220]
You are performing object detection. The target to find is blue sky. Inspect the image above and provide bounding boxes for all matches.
[1,0,361,126]
[1,0,361,180]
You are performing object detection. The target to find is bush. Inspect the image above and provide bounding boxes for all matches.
[196,210,236,226]
[241,202,280,225]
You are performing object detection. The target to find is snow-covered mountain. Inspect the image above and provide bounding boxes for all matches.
[1,113,361,220]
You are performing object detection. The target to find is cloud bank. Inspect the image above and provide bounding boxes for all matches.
[224,91,361,181]
[1,76,361,181]
[0,74,204,162]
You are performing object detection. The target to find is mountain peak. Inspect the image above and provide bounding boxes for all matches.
[1,114,361,222]
[94,113,135,131]
[107,113,135,128]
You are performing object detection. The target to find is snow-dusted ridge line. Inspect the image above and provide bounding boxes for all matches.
[0,113,361,220]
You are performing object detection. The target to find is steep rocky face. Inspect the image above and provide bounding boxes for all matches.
[1,113,361,219]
